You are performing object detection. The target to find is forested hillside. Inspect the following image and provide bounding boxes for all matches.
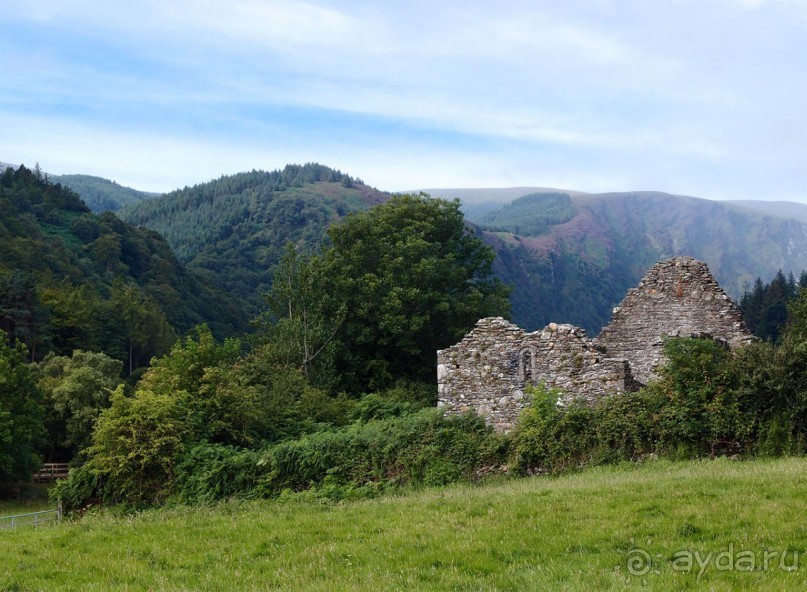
[53,174,158,213]
[119,163,389,316]
[473,191,807,333]
[117,165,807,336]
[0,165,246,370]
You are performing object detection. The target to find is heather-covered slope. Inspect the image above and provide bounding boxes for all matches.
[475,191,807,333]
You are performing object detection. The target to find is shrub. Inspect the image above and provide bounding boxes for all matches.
[49,465,103,513]
[256,408,502,497]
[510,383,595,474]
[174,444,264,504]
[591,389,659,463]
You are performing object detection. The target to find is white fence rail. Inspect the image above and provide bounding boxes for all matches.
[0,507,62,531]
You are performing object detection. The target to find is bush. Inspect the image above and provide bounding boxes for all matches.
[258,408,501,495]
[510,338,764,475]
[510,384,595,474]
[174,444,264,504]
[49,465,102,513]
[591,389,659,463]
[78,407,506,506]
[351,392,424,422]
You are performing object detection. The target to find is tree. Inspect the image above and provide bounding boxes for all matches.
[757,270,791,341]
[0,271,48,359]
[257,243,344,388]
[107,280,175,375]
[649,337,747,456]
[310,194,511,392]
[0,332,45,489]
[36,350,123,460]
[787,287,807,340]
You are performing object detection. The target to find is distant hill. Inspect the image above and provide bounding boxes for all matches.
[726,200,807,224]
[53,174,158,213]
[0,164,246,368]
[421,187,591,224]
[119,163,389,316]
[476,190,807,333]
[421,186,590,204]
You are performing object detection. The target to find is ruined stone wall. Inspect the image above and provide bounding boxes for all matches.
[438,318,637,431]
[520,323,638,405]
[438,256,753,431]
[595,256,753,384]
[437,318,526,432]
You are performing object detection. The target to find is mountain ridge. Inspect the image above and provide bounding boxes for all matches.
[11,159,807,338]
[474,190,807,332]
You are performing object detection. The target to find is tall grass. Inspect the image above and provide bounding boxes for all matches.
[2,457,807,590]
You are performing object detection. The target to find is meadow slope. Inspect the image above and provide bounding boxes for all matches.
[2,458,807,591]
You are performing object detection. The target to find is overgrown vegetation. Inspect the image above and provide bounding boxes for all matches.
[0,192,506,508]
[509,293,807,477]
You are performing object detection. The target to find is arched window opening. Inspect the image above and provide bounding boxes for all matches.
[518,347,536,383]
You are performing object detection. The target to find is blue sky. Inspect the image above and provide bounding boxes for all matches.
[1,0,806,200]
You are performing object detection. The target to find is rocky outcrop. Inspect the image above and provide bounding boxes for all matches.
[437,256,753,432]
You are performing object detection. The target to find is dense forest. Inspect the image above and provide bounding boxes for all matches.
[0,164,246,368]
[475,192,577,236]
[118,163,388,317]
[740,269,807,341]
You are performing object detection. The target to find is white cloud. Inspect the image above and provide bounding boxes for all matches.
[1,1,806,201]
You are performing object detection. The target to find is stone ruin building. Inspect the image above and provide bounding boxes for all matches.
[437,256,754,431]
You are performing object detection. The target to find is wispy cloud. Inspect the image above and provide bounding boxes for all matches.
[0,1,805,200]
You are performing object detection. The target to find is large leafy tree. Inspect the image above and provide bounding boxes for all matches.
[256,243,344,391]
[311,193,510,392]
[0,332,45,488]
[36,350,123,461]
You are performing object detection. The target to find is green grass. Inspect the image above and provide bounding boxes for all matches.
[0,483,55,516]
[3,458,807,590]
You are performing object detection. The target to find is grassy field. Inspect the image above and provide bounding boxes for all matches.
[0,483,55,517]
[2,458,807,590]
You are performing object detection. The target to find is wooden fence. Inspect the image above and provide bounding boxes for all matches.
[32,463,70,482]
[0,506,62,530]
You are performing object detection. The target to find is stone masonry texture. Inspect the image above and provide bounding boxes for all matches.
[437,256,753,431]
